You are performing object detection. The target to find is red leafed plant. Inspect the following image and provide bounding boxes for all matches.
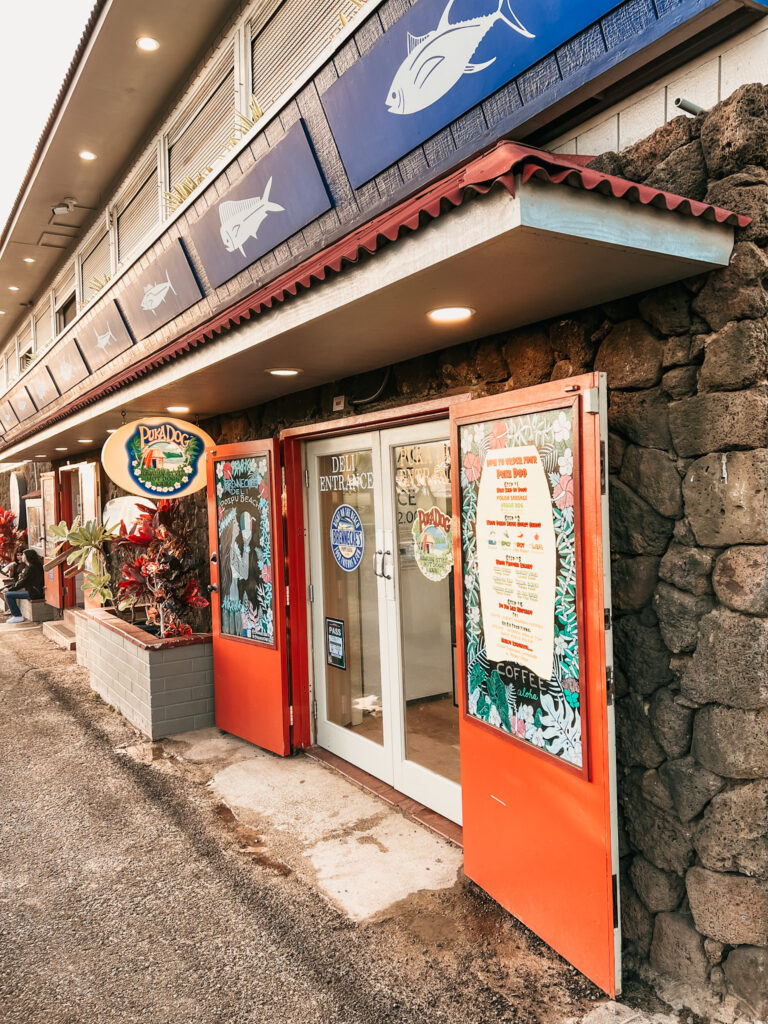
[0,507,26,563]
[114,500,208,638]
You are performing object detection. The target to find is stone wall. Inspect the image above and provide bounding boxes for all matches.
[198,85,768,1007]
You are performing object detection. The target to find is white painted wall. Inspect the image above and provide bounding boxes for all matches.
[549,18,768,156]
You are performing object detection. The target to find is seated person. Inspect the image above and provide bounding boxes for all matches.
[3,548,45,623]
[1,549,25,592]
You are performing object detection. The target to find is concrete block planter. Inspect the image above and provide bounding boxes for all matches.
[74,609,213,739]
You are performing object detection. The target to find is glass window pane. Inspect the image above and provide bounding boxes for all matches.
[393,439,459,783]
[215,454,274,643]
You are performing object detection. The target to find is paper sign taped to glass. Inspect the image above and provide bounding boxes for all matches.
[460,407,584,769]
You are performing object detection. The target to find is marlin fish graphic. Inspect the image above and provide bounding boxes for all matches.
[386,0,534,115]
[140,269,177,315]
[218,176,285,257]
[95,323,116,351]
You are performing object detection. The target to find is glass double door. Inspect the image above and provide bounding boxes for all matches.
[307,422,461,823]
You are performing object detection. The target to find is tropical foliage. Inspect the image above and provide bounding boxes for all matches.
[48,518,120,604]
[0,507,26,563]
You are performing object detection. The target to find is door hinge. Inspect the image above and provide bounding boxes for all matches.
[289,706,294,726]
[304,468,309,488]
[312,699,318,720]
[604,607,612,631]
[606,665,615,706]
[308,583,314,603]
[612,873,619,929]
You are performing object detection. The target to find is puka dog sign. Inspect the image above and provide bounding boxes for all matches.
[102,416,215,499]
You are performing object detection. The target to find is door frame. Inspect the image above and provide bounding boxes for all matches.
[281,394,471,750]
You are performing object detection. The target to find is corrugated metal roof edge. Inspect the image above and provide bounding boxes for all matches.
[1,139,750,452]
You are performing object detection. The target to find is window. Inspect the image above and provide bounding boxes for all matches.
[168,66,236,196]
[34,297,53,351]
[56,293,77,334]
[251,0,364,113]
[117,167,159,263]
[81,232,111,304]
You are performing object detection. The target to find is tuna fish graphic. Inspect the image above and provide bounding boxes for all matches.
[386,0,534,115]
[218,176,285,257]
[140,270,177,315]
[58,359,74,382]
[95,323,116,351]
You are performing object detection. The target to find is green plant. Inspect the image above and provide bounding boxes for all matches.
[49,517,120,604]
[87,273,111,297]
[164,169,212,213]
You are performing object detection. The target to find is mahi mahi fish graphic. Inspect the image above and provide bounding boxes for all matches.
[218,176,285,257]
[140,269,177,315]
[95,323,116,350]
[386,0,534,115]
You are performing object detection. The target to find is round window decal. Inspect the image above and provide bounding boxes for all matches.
[330,504,364,572]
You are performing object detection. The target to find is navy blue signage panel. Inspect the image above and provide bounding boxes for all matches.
[188,120,332,291]
[322,0,768,187]
[78,300,133,373]
[118,238,203,340]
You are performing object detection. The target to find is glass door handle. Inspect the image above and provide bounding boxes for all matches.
[381,549,392,580]
[373,549,384,577]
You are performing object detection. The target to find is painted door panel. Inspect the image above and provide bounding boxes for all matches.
[450,373,619,996]
[206,439,290,756]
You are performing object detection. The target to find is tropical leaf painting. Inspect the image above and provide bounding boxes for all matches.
[459,407,584,770]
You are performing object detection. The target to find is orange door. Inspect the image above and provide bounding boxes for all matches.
[41,471,63,608]
[450,372,620,996]
[206,439,290,756]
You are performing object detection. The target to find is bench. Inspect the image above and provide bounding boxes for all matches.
[19,599,55,623]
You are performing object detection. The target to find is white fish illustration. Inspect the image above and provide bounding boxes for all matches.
[58,359,74,382]
[140,269,177,315]
[386,0,534,115]
[95,323,116,351]
[219,177,285,257]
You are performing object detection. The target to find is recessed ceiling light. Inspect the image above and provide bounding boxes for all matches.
[8,286,18,292]
[79,150,97,161]
[23,257,35,264]
[427,306,475,324]
[55,447,67,451]
[35,454,47,458]
[166,405,189,413]
[106,429,116,434]
[136,36,160,51]
[267,368,301,377]
[77,438,93,443]
[0,311,5,315]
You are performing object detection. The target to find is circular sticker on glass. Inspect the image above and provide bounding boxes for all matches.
[330,504,365,572]
[412,505,453,582]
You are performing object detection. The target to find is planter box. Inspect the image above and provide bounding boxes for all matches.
[75,608,214,739]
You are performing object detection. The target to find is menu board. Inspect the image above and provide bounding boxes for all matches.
[459,406,585,770]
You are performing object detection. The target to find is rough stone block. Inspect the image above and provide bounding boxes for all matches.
[707,177,768,246]
[594,319,663,388]
[649,688,694,759]
[650,912,710,982]
[616,695,665,768]
[619,445,683,519]
[631,856,685,912]
[474,339,508,383]
[669,390,768,457]
[692,705,768,778]
[611,556,659,613]
[610,479,675,556]
[723,946,768,1018]
[693,241,768,331]
[644,140,708,203]
[621,773,694,875]
[700,319,768,392]
[549,316,601,372]
[621,879,653,956]
[682,609,768,709]
[687,866,768,946]
[694,781,768,878]
[621,115,694,181]
[683,449,768,546]
[700,83,768,178]
[713,545,768,614]
[640,768,676,814]
[654,583,713,655]
[663,335,692,368]
[608,388,672,449]
[614,612,672,695]
[658,544,713,596]
[662,366,698,399]
[639,285,693,338]
[502,327,554,387]
[608,432,626,474]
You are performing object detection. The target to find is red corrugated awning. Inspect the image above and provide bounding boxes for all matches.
[1,140,751,445]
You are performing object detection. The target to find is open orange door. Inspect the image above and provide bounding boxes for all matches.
[206,439,290,756]
[41,471,64,608]
[451,372,619,995]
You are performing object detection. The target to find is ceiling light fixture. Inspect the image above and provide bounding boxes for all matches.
[77,438,93,444]
[106,429,116,434]
[136,36,160,51]
[166,405,189,413]
[267,368,301,377]
[55,447,67,451]
[79,150,97,161]
[8,286,18,292]
[0,311,5,315]
[35,454,47,458]
[427,306,475,324]
[23,257,35,264]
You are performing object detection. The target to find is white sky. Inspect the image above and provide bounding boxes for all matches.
[0,0,96,230]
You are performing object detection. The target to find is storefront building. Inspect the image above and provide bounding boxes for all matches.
[2,0,768,1007]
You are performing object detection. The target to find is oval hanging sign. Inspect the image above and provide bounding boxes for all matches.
[101,417,215,498]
